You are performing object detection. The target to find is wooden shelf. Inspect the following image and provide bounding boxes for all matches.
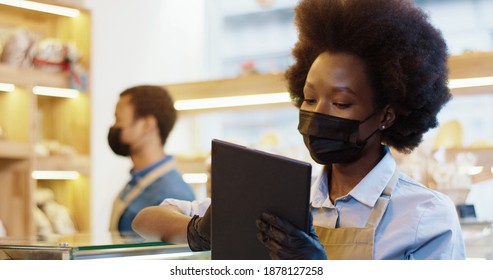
[0,2,91,237]
[448,52,493,96]
[167,73,287,100]
[0,141,31,160]
[35,155,90,175]
[448,52,493,79]
[165,51,493,103]
[175,154,209,174]
[0,63,70,88]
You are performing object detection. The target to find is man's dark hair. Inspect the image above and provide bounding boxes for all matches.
[120,85,176,146]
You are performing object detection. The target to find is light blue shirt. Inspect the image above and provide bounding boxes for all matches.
[311,147,466,259]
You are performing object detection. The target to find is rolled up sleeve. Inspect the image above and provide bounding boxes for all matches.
[161,197,211,217]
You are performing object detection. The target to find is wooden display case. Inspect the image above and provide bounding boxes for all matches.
[0,1,91,237]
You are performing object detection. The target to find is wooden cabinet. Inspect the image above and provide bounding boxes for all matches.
[0,1,90,237]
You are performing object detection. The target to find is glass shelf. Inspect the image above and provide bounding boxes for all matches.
[0,232,211,260]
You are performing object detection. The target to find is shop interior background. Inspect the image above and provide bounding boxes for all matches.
[61,0,493,236]
[0,0,492,257]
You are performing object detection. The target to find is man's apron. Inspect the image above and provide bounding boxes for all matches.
[313,169,399,260]
[109,159,176,231]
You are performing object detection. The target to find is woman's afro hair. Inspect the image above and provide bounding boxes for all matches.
[286,0,451,153]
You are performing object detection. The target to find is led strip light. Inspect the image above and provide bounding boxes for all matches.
[182,173,208,184]
[32,86,79,98]
[173,76,493,111]
[0,83,15,92]
[32,170,80,180]
[448,76,493,89]
[0,0,80,17]
[174,92,291,111]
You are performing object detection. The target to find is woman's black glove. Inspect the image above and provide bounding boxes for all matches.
[256,211,327,260]
[187,206,211,251]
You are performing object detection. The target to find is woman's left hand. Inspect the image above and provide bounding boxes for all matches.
[256,212,327,260]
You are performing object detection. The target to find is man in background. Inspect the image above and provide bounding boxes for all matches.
[108,85,195,236]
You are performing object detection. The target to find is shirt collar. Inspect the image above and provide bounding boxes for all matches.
[350,147,396,207]
[129,155,172,186]
[310,147,396,208]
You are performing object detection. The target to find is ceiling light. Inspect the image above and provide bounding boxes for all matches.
[32,170,80,180]
[0,83,15,92]
[0,0,80,17]
[448,76,493,89]
[174,92,291,111]
[33,86,79,98]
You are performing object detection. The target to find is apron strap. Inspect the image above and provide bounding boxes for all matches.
[109,159,177,231]
[365,168,400,228]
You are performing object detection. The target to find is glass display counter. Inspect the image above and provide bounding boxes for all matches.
[0,232,211,260]
[461,221,493,260]
[2,224,491,260]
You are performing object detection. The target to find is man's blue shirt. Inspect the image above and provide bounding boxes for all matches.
[118,155,195,234]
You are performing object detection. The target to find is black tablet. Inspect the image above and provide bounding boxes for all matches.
[211,139,312,260]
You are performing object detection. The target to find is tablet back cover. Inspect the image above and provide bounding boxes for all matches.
[211,139,312,260]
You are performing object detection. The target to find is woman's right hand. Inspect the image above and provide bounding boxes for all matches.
[256,211,327,260]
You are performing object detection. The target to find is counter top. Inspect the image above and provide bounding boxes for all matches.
[2,223,491,260]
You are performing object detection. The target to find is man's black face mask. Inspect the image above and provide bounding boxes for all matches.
[107,126,131,157]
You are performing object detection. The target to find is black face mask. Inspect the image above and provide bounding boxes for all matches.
[107,127,131,157]
[298,109,379,164]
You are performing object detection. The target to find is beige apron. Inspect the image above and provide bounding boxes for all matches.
[109,159,176,231]
[314,169,399,260]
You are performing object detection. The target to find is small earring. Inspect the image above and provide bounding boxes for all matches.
[381,125,386,129]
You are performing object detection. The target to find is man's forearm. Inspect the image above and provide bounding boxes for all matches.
[132,205,191,244]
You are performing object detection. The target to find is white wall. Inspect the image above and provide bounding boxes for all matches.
[84,0,206,235]
[420,0,493,54]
